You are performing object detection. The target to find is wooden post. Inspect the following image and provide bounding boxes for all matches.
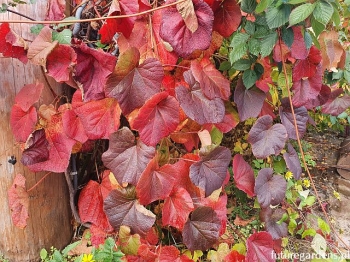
[0,1,73,261]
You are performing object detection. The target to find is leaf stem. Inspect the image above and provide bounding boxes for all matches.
[27,172,52,192]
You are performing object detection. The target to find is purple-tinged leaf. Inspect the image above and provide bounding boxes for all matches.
[232,154,255,197]
[283,143,302,180]
[189,146,231,197]
[321,89,350,116]
[21,129,49,166]
[255,168,287,208]
[246,231,275,262]
[304,84,331,109]
[182,206,221,251]
[260,207,288,239]
[176,70,225,125]
[248,115,288,159]
[234,78,266,121]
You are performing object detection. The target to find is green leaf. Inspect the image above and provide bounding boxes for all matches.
[210,127,223,145]
[40,249,48,260]
[62,240,82,257]
[313,0,333,26]
[255,0,272,13]
[52,29,72,44]
[289,3,315,26]
[302,228,316,238]
[311,233,327,258]
[254,63,264,78]
[317,217,331,235]
[287,0,307,4]
[266,4,291,29]
[307,28,320,49]
[243,69,258,89]
[248,38,260,56]
[0,3,8,12]
[245,21,256,35]
[311,15,325,37]
[288,219,297,234]
[260,31,277,57]
[304,31,312,49]
[232,59,252,71]
[30,24,44,35]
[229,33,250,63]
[57,16,79,29]
[219,61,231,71]
[331,3,340,26]
[282,26,294,47]
[241,0,257,13]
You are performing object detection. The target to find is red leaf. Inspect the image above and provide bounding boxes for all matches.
[248,115,288,159]
[176,70,225,125]
[21,129,49,166]
[8,174,29,229]
[74,97,121,140]
[160,0,214,57]
[105,48,163,115]
[99,0,138,43]
[47,44,77,82]
[224,250,245,261]
[322,90,350,116]
[62,109,88,143]
[191,58,230,100]
[201,194,228,235]
[182,206,221,251]
[10,105,37,143]
[293,46,322,81]
[14,82,44,112]
[0,23,27,63]
[213,0,241,37]
[104,188,156,236]
[78,180,113,231]
[255,168,287,208]
[232,154,255,197]
[137,244,158,261]
[90,224,108,246]
[132,92,180,146]
[73,41,117,101]
[189,146,231,197]
[246,231,274,262]
[162,187,194,230]
[158,246,193,262]
[136,158,178,205]
[102,127,155,186]
[290,26,308,60]
[45,0,66,21]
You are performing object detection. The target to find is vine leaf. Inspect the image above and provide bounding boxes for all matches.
[119,225,141,256]
[136,158,177,205]
[27,26,58,69]
[319,31,346,71]
[78,180,113,232]
[10,105,37,143]
[201,194,228,235]
[321,89,350,116]
[21,129,49,166]
[191,58,231,100]
[131,92,180,146]
[0,23,28,63]
[232,154,255,197]
[261,207,288,239]
[292,46,322,81]
[177,0,198,33]
[105,47,163,115]
[255,168,287,208]
[7,174,29,229]
[45,0,66,21]
[176,70,225,124]
[182,206,221,251]
[99,0,139,43]
[234,78,266,122]
[15,82,44,112]
[158,246,193,262]
[160,0,214,57]
[213,0,241,38]
[283,143,302,180]
[102,127,155,186]
[73,42,117,101]
[162,187,194,230]
[104,187,156,237]
[62,109,88,143]
[246,231,275,262]
[248,115,288,159]
[189,146,231,197]
[290,26,308,60]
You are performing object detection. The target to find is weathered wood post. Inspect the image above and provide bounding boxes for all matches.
[0,1,73,261]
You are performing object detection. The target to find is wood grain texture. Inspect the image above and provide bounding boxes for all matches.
[0,1,72,261]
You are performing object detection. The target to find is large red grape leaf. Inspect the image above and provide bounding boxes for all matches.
[292,64,323,107]
[290,26,308,60]
[78,180,113,232]
[47,44,77,82]
[189,146,231,197]
[305,84,331,109]
[45,0,66,21]
[10,105,37,143]
[14,82,44,112]
[293,46,322,81]
[158,246,193,262]
[162,187,194,230]
[260,207,288,240]
[232,154,255,197]
[62,109,88,143]
[182,206,221,251]
[254,168,287,208]
[246,231,274,262]
[160,0,214,57]
[0,23,27,63]
[131,92,180,146]
[191,58,230,100]
[21,129,49,166]
[74,97,121,140]
[322,89,350,116]
[7,174,29,229]
[99,0,138,43]
[176,70,225,125]
[283,143,302,180]
[319,31,346,71]
[27,26,58,69]
[104,187,156,236]
[136,158,177,205]
[102,127,155,186]
[248,115,288,159]
[73,41,117,101]
[234,78,266,122]
[105,47,163,115]
[213,0,241,37]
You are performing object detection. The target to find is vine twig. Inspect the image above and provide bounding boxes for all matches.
[6,8,36,21]
[27,172,52,192]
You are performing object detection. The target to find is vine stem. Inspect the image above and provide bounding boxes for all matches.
[27,172,52,192]
[0,0,186,24]
[278,30,350,251]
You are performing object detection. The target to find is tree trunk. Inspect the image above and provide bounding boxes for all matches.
[0,1,72,261]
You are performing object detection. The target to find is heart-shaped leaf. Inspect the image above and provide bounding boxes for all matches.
[213,0,241,38]
[260,207,288,239]
[283,143,302,180]
[10,105,37,143]
[14,82,44,112]
[246,231,275,262]
[21,129,49,166]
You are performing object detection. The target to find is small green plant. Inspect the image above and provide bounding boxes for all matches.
[0,252,9,262]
